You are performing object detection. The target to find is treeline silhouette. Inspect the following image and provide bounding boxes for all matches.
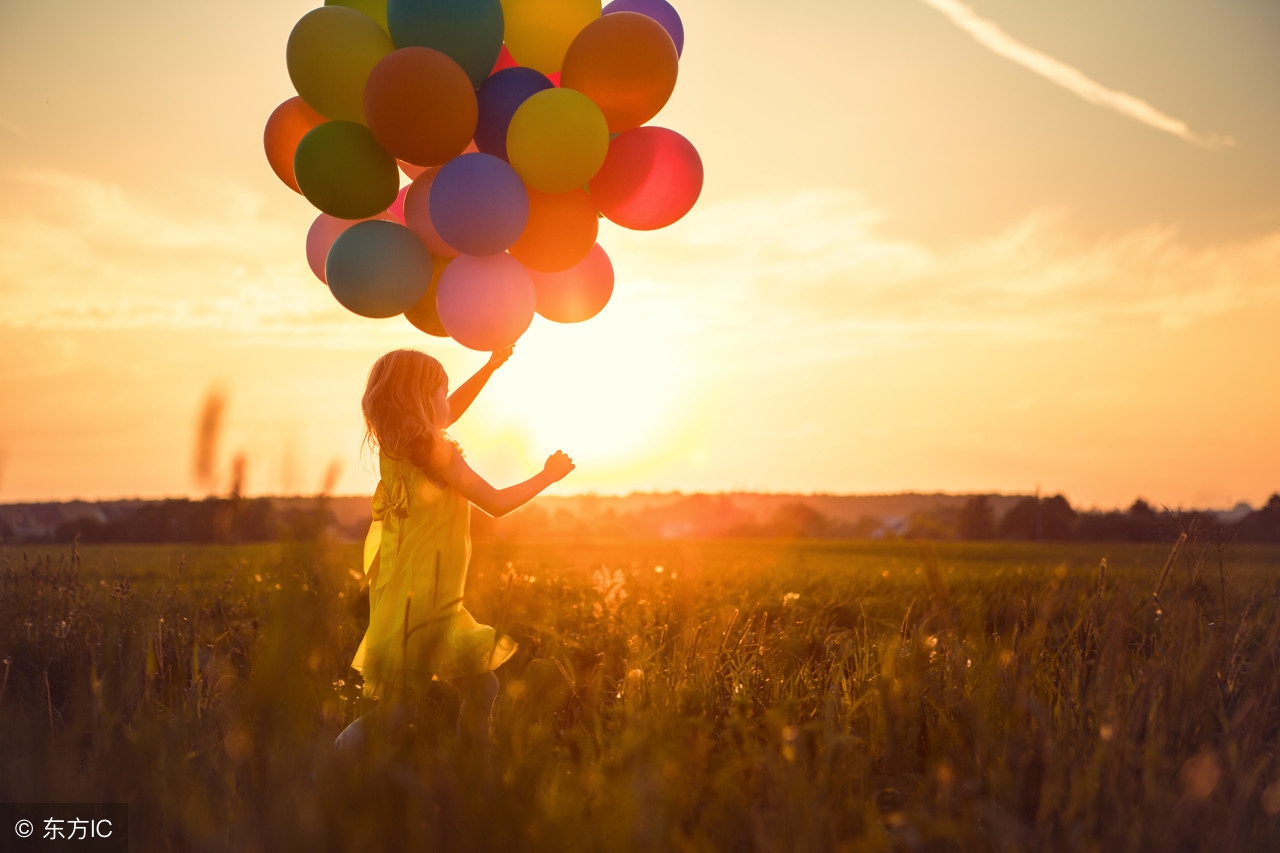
[4,492,1280,546]
[9,497,338,545]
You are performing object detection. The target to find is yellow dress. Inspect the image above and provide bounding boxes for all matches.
[350,450,516,700]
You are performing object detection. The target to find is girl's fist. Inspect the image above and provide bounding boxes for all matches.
[544,451,575,481]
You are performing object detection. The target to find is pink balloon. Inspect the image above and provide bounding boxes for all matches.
[530,243,614,323]
[403,169,459,257]
[305,211,392,283]
[388,185,409,223]
[436,253,536,351]
[588,126,702,230]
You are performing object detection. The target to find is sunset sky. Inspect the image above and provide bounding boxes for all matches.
[1,0,1277,509]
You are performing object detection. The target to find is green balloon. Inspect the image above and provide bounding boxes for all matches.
[325,0,389,34]
[294,121,399,220]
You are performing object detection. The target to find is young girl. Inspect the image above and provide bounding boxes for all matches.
[335,346,574,757]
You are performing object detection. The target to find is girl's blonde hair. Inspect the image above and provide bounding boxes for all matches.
[362,349,454,472]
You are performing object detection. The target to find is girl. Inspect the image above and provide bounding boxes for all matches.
[335,346,574,758]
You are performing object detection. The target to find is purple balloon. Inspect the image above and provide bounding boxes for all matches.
[603,0,684,57]
[475,67,555,161]
[428,152,529,256]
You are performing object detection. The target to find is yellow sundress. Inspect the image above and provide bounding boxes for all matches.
[350,450,517,700]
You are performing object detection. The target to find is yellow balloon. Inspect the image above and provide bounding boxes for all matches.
[507,89,610,193]
[500,0,601,75]
[287,7,394,123]
[325,0,389,34]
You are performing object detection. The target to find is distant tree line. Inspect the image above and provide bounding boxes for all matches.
[5,493,1280,546]
[17,497,339,545]
[943,494,1280,544]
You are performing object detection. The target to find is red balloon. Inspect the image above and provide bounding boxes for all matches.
[305,211,393,283]
[490,43,518,75]
[364,47,478,166]
[436,253,536,350]
[403,169,459,257]
[264,97,326,193]
[589,126,702,230]
[531,242,614,323]
[508,188,598,272]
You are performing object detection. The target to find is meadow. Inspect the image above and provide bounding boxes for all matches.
[2,534,1279,851]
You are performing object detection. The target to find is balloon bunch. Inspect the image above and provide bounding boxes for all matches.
[264,0,702,351]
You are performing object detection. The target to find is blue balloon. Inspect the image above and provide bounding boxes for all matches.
[475,67,555,161]
[387,0,504,88]
[429,153,529,256]
[327,220,433,318]
[603,0,684,57]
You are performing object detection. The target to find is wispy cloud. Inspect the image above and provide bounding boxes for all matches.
[601,190,1280,365]
[918,0,1234,150]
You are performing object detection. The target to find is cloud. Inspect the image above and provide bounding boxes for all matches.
[0,170,409,348]
[2,174,1276,364]
[918,0,1234,150]
[601,190,1280,363]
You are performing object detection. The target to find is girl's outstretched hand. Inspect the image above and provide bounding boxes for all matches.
[543,451,575,482]
[486,345,514,371]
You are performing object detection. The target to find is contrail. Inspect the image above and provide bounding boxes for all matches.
[919,0,1234,150]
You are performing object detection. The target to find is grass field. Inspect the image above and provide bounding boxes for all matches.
[2,535,1279,851]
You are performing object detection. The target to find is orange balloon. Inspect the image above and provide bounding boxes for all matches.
[560,12,678,133]
[264,97,326,193]
[403,255,452,337]
[508,188,599,272]
[364,47,478,167]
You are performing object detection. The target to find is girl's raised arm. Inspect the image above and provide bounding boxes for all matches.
[446,346,513,427]
[440,445,574,518]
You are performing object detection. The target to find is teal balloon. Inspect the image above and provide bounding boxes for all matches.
[294,121,399,219]
[326,220,433,318]
[387,0,504,88]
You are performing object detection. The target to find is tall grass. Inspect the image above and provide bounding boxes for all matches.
[2,536,1278,851]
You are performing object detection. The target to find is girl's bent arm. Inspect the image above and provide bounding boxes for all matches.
[441,448,574,518]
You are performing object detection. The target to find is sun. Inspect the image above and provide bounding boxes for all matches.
[460,300,695,488]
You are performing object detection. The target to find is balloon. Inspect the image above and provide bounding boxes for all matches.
[306,211,394,283]
[429,153,529,256]
[436,253,536,350]
[264,97,326,193]
[387,0,504,88]
[500,0,601,75]
[531,242,614,323]
[508,188,598,272]
[365,48,477,167]
[388,185,410,223]
[602,0,683,57]
[490,43,518,75]
[326,220,433,318]
[560,12,677,133]
[403,255,452,336]
[286,7,394,123]
[475,67,555,161]
[326,0,390,34]
[403,169,458,256]
[507,88,609,193]
[589,126,702,230]
[295,121,400,219]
